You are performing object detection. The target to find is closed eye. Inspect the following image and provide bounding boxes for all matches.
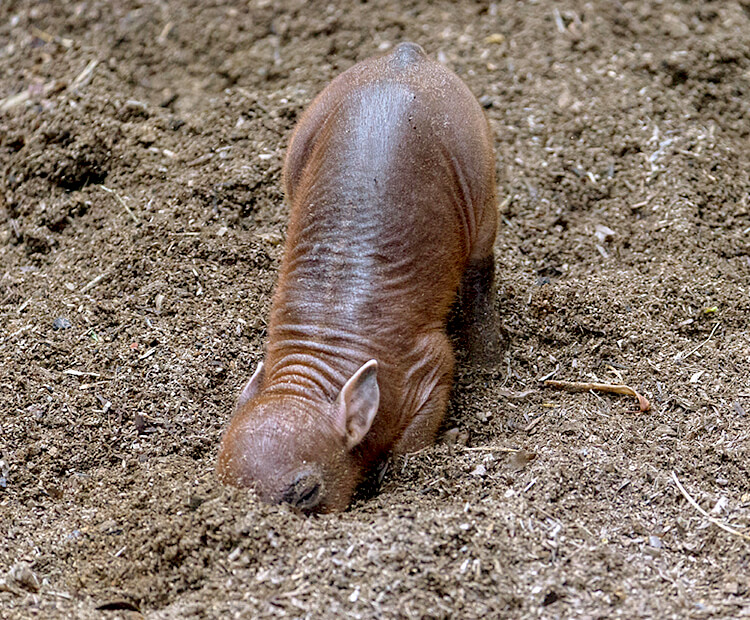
[281,473,322,510]
[297,483,320,505]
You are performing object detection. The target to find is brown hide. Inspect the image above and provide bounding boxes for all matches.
[217,42,497,512]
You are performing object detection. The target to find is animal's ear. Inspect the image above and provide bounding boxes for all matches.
[335,360,380,450]
[234,361,265,413]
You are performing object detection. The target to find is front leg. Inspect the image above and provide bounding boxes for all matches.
[394,332,454,454]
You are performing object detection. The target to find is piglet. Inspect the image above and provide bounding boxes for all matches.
[217,42,500,512]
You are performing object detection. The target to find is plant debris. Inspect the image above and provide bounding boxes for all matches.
[544,380,651,412]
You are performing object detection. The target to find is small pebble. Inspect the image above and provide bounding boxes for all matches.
[484,33,505,45]
[53,317,72,330]
[594,224,616,243]
[442,428,460,445]
[471,464,487,477]
[724,579,740,595]
[136,126,158,146]
[478,95,494,109]
[9,563,39,592]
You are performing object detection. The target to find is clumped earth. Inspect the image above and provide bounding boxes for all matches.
[1,1,749,618]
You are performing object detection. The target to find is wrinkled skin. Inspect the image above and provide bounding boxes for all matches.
[217,42,500,512]
[217,398,356,512]
[218,360,378,512]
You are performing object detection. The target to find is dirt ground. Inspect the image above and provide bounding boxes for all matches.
[1,0,749,618]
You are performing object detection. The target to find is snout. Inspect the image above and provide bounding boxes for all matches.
[280,471,324,511]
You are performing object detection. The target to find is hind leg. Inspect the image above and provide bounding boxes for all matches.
[454,251,506,367]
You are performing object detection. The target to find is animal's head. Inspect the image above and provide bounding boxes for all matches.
[216,360,379,513]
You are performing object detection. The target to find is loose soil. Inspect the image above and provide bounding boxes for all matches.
[1,1,749,618]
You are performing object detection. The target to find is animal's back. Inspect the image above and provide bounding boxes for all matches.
[276,43,496,343]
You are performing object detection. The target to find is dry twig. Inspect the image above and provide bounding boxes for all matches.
[674,322,720,362]
[544,379,650,412]
[99,185,139,223]
[464,446,520,452]
[80,272,108,293]
[70,59,99,91]
[497,388,535,399]
[671,472,750,542]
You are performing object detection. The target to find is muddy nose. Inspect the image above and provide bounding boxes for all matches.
[281,472,323,510]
